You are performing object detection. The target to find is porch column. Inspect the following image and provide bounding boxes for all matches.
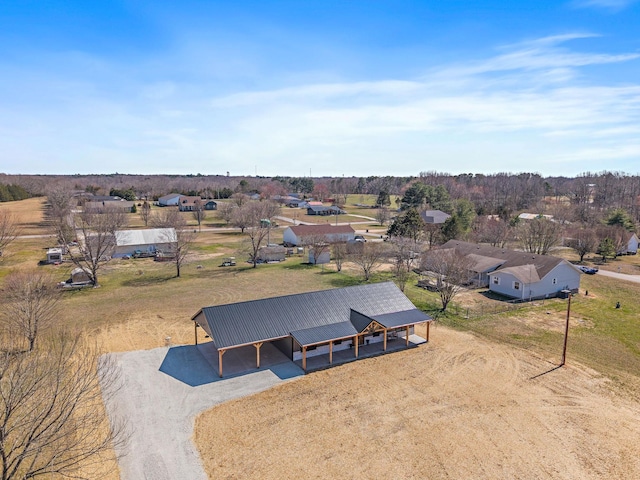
[218,349,226,378]
[329,341,333,365]
[194,322,198,345]
[383,328,387,351]
[406,326,410,346]
[254,342,263,369]
[302,346,307,371]
[426,322,430,342]
[354,335,359,358]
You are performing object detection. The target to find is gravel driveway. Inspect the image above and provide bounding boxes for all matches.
[103,342,303,480]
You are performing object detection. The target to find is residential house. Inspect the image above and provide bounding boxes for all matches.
[436,240,581,300]
[192,282,433,376]
[307,205,345,216]
[177,196,203,212]
[420,209,451,224]
[283,224,355,246]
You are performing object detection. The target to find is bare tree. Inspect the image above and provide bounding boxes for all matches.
[519,218,562,255]
[217,202,236,225]
[0,332,127,480]
[420,248,474,311]
[241,202,279,268]
[231,192,249,207]
[332,242,347,272]
[58,206,128,286]
[390,237,421,292]
[152,209,195,277]
[46,187,74,244]
[139,200,151,227]
[472,216,511,247]
[192,198,207,232]
[565,228,597,263]
[1,271,61,352]
[375,206,391,226]
[0,211,19,257]
[350,242,388,281]
[302,234,331,265]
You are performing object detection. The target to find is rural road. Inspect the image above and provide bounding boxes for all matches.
[595,269,640,284]
[104,343,303,480]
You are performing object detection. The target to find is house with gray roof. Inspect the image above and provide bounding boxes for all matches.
[420,209,451,224]
[438,240,581,300]
[192,282,432,377]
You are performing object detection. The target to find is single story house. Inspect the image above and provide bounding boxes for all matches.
[157,193,183,207]
[192,282,433,376]
[437,240,581,300]
[307,205,344,216]
[283,224,355,246]
[518,213,554,221]
[113,228,177,258]
[177,196,202,212]
[420,209,451,224]
[618,232,639,255]
[203,200,217,210]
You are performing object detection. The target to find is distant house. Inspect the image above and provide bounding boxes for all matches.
[203,200,217,210]
[307,205,344,216]
[619,232,639,255]
[192,282,433,376]
[177,196,202,212]
[283,224,355,246]
[435,240,581,300]
[420,210,451,224]
[157,193,183,207]
[113,228,177,258]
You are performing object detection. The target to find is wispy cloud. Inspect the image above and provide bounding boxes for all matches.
[571,0,638,11]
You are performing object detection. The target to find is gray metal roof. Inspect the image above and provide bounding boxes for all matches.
[421,209,451,224]
[290,321,358,346]
[195,282,431,350]
[440,240,566,280]
[371,309,433,329]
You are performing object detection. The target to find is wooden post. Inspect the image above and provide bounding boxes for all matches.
[329,341,333,365]
[254,342,263,369]
[194,322,198,345]
[383,328,387,351]
[218,349,226,378]
[302,346,307,371]
[354,335,359,358]
[426,321,430,342]
[406,325,410,346]
[561,293,571,366]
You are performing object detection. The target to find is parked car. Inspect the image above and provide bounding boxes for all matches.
[577,265,598,274]
[354,235,366,242]
[220,257,236,267]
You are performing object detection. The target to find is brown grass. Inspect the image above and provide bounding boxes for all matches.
[195,326,640,480]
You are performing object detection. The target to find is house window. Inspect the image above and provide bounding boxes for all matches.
[492,276,500,285]
[514,281,520,290]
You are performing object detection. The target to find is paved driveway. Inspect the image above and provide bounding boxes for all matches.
[596,269,640,284]
[103,343,304,480]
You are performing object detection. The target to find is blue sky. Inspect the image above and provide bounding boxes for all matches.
[1,0,639,177]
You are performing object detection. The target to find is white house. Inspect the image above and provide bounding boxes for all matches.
[618,232,639,255]
[283,224,355,246]
[113,228,177,258]
[439,240,581,300]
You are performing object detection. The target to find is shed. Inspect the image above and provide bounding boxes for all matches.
[257,245,286,262]
[283,224,355,246]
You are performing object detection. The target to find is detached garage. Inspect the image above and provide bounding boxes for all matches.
[192,282,432,377]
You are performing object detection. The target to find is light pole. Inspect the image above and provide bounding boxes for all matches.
[560,292,571,366]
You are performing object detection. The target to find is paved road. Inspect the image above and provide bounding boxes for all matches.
[595,269,640,284]
[103,343,304,480]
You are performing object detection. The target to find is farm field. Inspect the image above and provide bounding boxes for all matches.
[2,197,640,479]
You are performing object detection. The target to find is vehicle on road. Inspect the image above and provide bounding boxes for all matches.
[577,265,598,274]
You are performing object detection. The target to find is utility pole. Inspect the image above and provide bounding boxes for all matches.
[560,292,571,366]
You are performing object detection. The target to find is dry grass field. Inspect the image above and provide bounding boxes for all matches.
[3,197,640,480]
[194,326,640,480]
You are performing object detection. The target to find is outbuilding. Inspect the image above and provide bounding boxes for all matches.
[192,282,432,377]
[283,224,355,246]
[113,228,176,258]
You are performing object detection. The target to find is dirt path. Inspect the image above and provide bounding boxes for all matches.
[195,326,640,479]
